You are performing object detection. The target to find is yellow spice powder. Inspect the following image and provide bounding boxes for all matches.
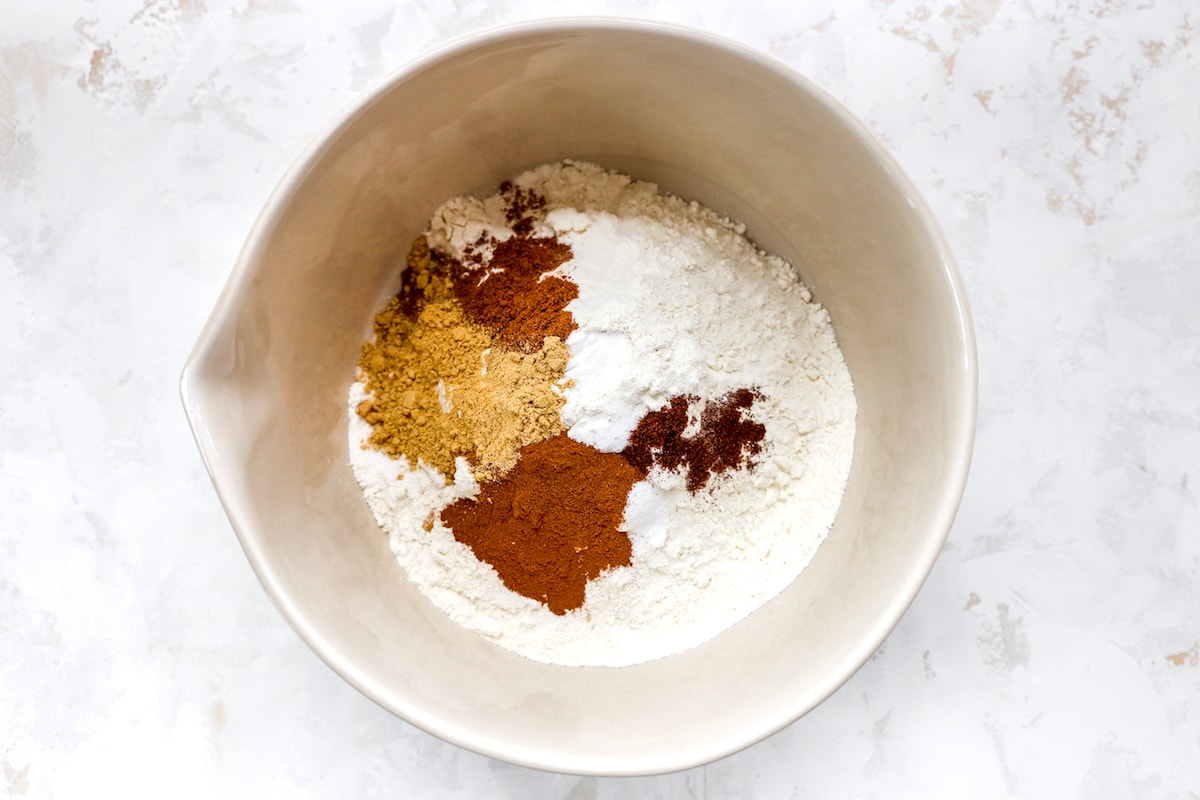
[356,237,569,482]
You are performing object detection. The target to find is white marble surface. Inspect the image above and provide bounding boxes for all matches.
[2,0,1198,796]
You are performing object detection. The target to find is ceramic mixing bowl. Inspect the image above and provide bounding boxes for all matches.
[181,19,976,775]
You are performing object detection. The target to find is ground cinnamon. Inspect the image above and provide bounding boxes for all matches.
[441,433,642,615]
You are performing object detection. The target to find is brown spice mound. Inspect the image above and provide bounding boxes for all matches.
[623,389,767,492]
[451,235,577,351]
[441,433,642,615]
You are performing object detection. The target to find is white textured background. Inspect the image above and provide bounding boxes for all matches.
[2,1,1198,797]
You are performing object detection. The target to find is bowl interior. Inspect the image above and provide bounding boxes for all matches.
[182,22,975,775]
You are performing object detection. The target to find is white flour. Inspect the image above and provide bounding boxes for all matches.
[349,161,856,666]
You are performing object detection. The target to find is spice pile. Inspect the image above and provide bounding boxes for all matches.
[348,161,856,666]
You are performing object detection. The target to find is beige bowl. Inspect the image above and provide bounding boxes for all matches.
[181,19,976,775]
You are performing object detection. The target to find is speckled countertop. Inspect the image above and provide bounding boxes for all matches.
[2,1,1198,797]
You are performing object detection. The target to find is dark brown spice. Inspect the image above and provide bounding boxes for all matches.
[623,389,766,492]
[500,180,547,223]
[451,235,577,351]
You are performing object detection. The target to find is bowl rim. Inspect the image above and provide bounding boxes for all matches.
[181,15,978,776]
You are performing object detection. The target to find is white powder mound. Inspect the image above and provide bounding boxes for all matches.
[349,161,856,667]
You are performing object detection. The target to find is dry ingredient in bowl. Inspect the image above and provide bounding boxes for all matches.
[348,161,856,667]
